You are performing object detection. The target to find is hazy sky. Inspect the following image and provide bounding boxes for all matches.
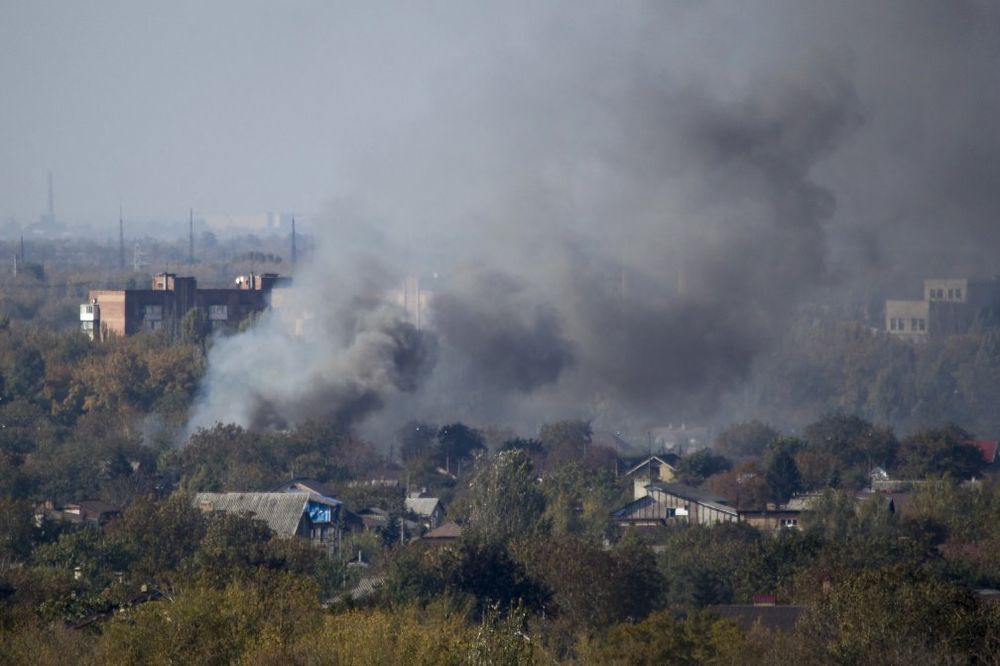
[0,1,481,224]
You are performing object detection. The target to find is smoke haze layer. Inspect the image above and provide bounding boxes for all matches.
[186,1,1000,439]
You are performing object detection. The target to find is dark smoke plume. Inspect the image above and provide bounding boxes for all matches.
[187,1,1000,439]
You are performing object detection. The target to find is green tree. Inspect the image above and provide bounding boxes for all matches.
[0,498,36,562]
[436,422,484,475]
[677,449,731,484]
[180,307,211,348]
[464,450,544,546]
[713,420,780,459]
[764,448,801,504]
[898,424,985,479]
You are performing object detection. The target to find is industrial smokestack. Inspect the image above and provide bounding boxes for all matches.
[189,208,195,264]
[119,207,126,270]
[291,217,297,267]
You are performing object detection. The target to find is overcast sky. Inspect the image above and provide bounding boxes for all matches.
[0,1,484,225]
[2,0,998,279]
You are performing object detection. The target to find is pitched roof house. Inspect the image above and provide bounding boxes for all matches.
[422,519,464,543]
[404,497,444,529]
[964,440,999,465]
[646,483,739,525]
[624,455,681,499]
[193,492,343,549]
[612,482,805,531]
[271,477,338,499]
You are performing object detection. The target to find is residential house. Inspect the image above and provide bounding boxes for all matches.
[611,494,678,528]
[612,483,807,532]
[422,520,464,543]
[271,477,338,499]
[624,454,681,499]
[646,483,739,526]
[193,492,344,552]
[964,440,999,467]
[347,463,405,488]
[404,496,444,530]
[737,508,802,531]
[38,499,121,526]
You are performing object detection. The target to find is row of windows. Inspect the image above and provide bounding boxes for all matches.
[929,287,963,300]
[889,317,927,332]
[141,304,229,320]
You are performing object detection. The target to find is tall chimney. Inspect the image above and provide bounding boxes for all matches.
[188,208,195,264]
[119,207,126,270]
[291,217,297,267]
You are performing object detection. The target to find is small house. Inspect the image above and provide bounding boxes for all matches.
[193,491,344,552]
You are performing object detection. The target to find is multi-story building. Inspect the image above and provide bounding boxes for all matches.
[885,277,1000,341]
[80,272,289,340]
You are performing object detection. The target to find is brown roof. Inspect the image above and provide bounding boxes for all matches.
[422,520,463,540]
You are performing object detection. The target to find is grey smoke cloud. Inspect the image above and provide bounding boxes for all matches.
[180,1,1000,437]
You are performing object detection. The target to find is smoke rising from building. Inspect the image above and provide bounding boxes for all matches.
[186,1,1000,439]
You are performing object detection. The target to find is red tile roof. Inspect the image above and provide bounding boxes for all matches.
[964,440,998,464]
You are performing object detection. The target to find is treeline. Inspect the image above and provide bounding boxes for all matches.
[6,445,1000,663]
[749,320,1000,435]
[691,414,987,509]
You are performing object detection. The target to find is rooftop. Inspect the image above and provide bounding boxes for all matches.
[193,492,339,537]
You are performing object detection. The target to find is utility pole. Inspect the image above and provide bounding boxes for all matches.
[118,207,126,270]
[188,208,195,264]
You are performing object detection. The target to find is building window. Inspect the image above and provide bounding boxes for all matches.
[948,289,955,299]
[780,518,798,528]
[143,305,162,320]
[955,288,962,300]
[81,321,93,331]
[145,319,162,331]
[84,305,94,314]
[208,304,228,321]
[917,318,926,331]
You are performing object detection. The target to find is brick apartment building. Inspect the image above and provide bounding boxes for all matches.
[80,272,289,340]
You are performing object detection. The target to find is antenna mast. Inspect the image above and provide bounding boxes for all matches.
[118,207,126,270]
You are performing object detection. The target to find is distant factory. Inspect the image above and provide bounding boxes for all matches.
[80,272,290,340]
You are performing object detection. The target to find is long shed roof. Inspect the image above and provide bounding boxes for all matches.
[193,492,336,537]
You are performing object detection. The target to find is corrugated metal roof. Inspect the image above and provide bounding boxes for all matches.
[611,495,673,521]
[647,482,736,515]
[404,497,441,517]
[270,478,342,502]
[193,492,318,537]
